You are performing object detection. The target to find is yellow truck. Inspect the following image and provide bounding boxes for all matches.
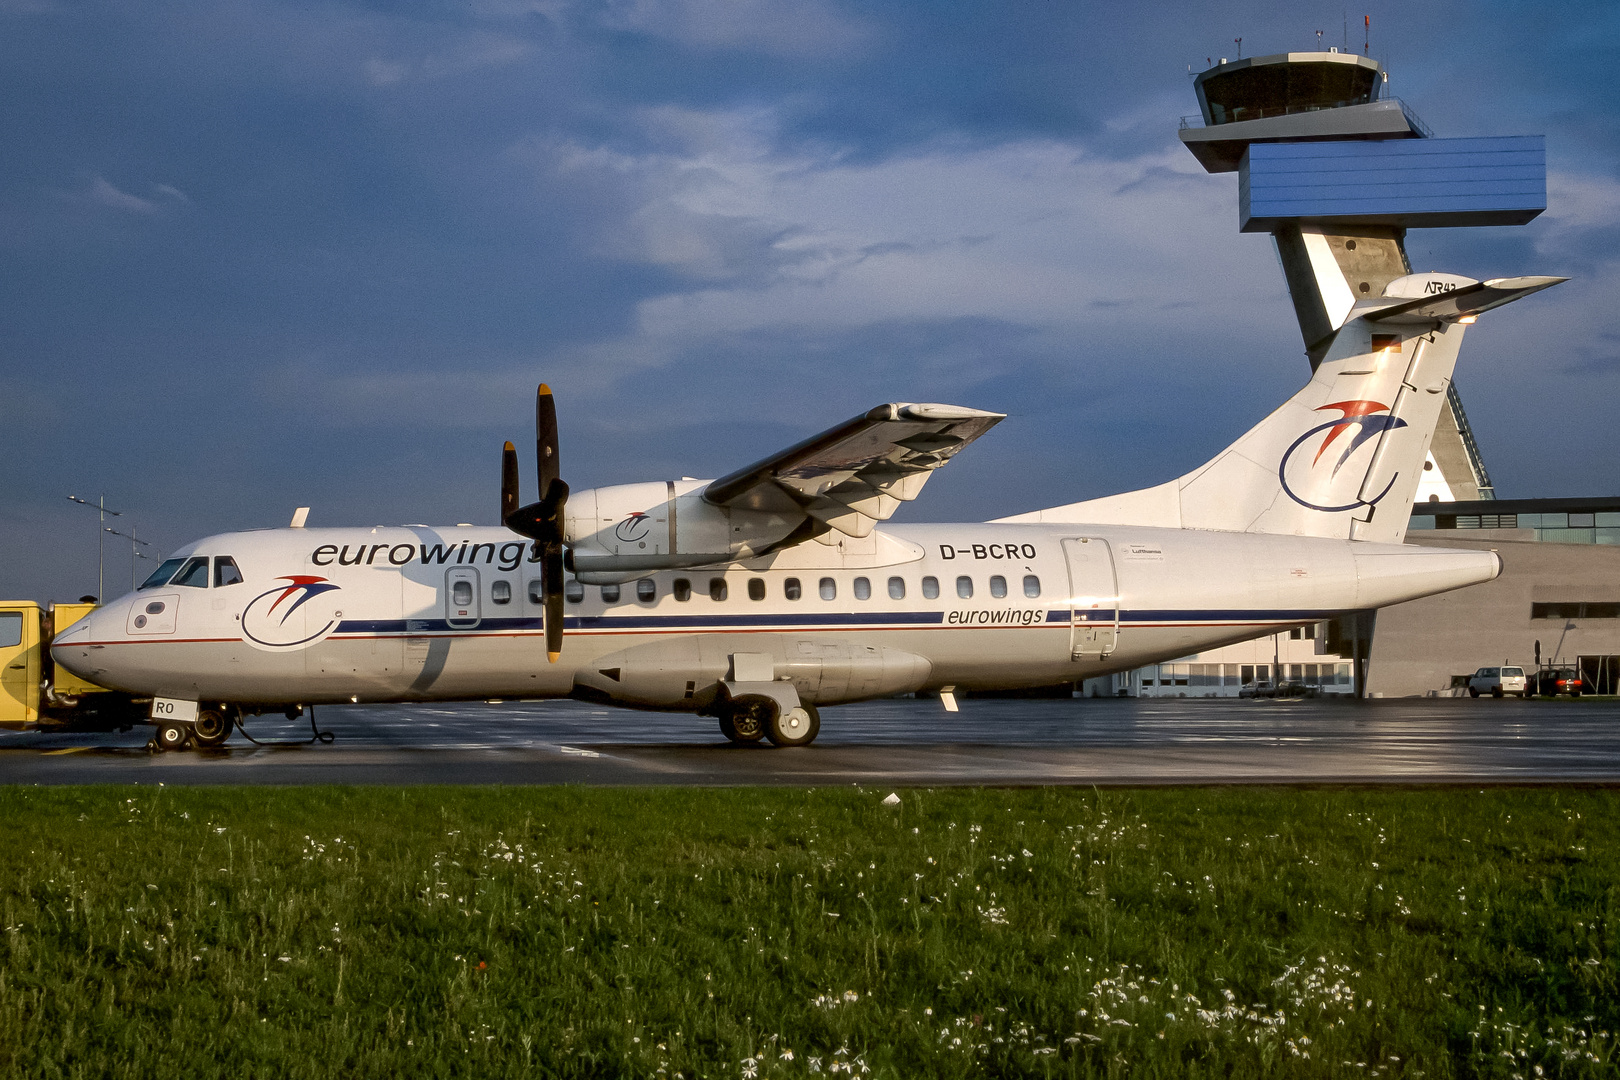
[0,601,143,731]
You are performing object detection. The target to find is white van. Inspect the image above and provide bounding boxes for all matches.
[1468,666,1529,698]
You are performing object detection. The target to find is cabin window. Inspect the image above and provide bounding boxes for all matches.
[921,576,939,599]
[1023,574,1041,598]
[140,558,186,590]
[636,579,656,603]
[853,577,871,600]
[173,557,211,589]
[784,577,802,601]
[213,556,243,587]
[673,578,692,602]
[956,576,973,599]
[888,576,905,600]
[527,579,545,604]
[451,580,474,606]
[989,575,1008,599]
[491,580,512,605]
[0,613,21,649]
[709,578,728,602]
[747,578,766,601]
[565,580,584,604]
[819,577,836,601]
[600,583,620,603]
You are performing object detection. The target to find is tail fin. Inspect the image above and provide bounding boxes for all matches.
[1004,275,1564,542]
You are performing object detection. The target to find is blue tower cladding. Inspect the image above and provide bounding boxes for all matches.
[1239,136,1546,233]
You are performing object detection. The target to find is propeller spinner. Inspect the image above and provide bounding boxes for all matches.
[501,384,570,662]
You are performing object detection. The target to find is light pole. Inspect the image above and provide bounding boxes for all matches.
[104,525,157,592]
[66,495,121,603]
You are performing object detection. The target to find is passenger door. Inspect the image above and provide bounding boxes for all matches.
[0,605,40,727]
[1062,538,1119,660]
[445,568,481,630]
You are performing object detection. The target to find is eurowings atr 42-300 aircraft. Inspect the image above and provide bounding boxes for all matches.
[55,273,1562,749]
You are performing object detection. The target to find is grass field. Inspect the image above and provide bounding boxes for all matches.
[0,786,1615,1078]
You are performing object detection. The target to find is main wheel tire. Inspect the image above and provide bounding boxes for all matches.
[767,703,820,747]
[719,695,774,744]
[192,708,232,749]
[155,722,191,751]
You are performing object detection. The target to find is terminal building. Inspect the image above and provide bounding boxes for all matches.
[1088,50,1616,698]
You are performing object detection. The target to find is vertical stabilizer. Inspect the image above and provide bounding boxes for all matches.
[1000,276,1564,541]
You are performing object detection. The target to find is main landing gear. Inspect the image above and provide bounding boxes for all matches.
[718,695,821,747]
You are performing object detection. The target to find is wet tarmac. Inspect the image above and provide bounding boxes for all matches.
[2,696,1618,786]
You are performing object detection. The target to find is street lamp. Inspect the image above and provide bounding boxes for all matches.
[66,495,121,603]
[104,525,158,592]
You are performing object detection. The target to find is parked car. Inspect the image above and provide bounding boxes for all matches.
[1272,680,1319,699]
[1468,666,1529,698]
[1240,679,1318,699]
[1533,668,1588,697]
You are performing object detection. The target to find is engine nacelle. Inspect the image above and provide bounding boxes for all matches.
[565,481,804,582]
[572,634,933,708]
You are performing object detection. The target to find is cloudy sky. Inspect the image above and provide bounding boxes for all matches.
[3,0,1617,601]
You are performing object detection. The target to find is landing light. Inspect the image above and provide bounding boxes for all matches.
[1457,315,1478,324]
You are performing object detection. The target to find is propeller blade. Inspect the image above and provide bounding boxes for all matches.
[544,547,565,662]
[537,384,560,492]
[501,441,520,524]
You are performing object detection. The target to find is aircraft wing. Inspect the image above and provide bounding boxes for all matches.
[703,402,1005,538]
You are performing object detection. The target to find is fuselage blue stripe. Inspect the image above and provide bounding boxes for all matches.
[333,608,1334,636]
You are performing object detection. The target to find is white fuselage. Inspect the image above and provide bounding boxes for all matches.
[53,521,1498,709]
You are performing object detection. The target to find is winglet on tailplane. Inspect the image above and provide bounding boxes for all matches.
[998,274,1566,544]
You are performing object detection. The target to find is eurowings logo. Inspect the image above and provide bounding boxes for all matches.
[1279,400,1409,513]
[241,575,344,650]
[614,512,652,544]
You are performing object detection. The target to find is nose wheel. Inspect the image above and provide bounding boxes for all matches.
[154,721,191,751]
[192,707,233,749]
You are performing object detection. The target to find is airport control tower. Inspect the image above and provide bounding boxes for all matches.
[1180,51,1546,501]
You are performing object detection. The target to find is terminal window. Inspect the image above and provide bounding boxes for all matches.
[1532,602,1620,620]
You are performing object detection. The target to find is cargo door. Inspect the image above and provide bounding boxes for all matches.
[0,605,41,727]
[1063,538,1119,660]
[446,568,481,630]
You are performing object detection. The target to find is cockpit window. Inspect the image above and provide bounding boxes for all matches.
[172,557,211,589]
[140,558,186,590]
[213,556,243,587]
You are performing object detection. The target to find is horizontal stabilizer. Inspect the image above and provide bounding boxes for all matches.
[1365,276,1566,325]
